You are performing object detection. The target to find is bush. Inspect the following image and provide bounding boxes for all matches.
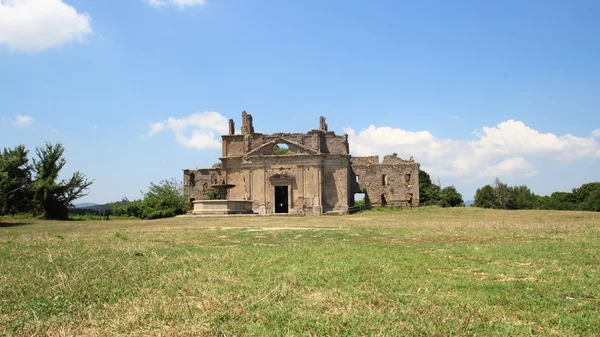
[111,179,187,219]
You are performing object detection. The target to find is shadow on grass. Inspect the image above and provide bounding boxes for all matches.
[0,221,33,228]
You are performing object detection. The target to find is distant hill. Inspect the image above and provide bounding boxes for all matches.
[74,202,98,208]
[465,200,474,207]
[69,200,131,215]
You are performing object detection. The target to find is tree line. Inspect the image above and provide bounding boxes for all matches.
[0,143,93,219]
[474,178,600,211]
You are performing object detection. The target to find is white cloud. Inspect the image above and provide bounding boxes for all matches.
[479,157,538,178]
[148,122,165,136]
[449,115,460,120]
[0,0,92,52]
[148,111,228,150]
[148,0,205,9]
[345,120,600,180]
[593,129,600,138]
[12,114,34,127]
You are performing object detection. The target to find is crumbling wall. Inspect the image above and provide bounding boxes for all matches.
[350,154,419,207]
[183,168,222,204]
[222,135,245,157]
[223,113,349,158]
[241,111,255,135]
[321,156,350,212]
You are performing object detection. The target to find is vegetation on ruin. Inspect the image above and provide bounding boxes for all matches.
[474,178,600,211]
[0,143,93,219]
[1,207,599,336]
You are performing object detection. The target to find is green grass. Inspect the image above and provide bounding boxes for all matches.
[1,207,599,336]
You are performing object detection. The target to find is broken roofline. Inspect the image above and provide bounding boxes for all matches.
[227,111,335,136]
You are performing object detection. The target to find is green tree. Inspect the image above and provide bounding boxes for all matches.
[580,189,600,212]
[508,185,536,209]
[474,184,495,208]
[0,145,32,215]
[110,179,188,219]
[273,144,289,155]
[31,142,93,219]
[492,178,511,209]
[141,178,187,219]
[572,182,600,204]
[419,169,441,205]
[440,185,464,207]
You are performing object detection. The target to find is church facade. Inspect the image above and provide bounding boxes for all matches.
[183,111,419,215]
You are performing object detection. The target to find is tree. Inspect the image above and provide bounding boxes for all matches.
[572,183,600,203]
[31,142,93,219]
[419,169,441,205]
[0,145,32,215]
[580,189,600,212]
[273,144,289,155]
[142,178,187,218]
[474,184,495,208]
[111,179,187,219]
[508,185,536,209]
[492,178,511,209]
[440,186,464,207]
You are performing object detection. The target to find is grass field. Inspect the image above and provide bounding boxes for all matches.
[1,207,599,336]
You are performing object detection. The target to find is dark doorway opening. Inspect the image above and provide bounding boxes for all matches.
[381,194,387,207]
[275,186,289,213]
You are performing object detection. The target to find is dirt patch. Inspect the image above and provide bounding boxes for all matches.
[245,227,347,232]
[495,275,538,282]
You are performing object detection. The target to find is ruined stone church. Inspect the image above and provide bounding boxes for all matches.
[183,111,419,215]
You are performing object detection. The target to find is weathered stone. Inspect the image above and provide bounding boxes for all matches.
[183,111,420,215]
[228,119,235,135]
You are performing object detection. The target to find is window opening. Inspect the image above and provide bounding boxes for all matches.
[273,143,289,155]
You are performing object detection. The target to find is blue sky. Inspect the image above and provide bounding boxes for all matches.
[1,0,599,203]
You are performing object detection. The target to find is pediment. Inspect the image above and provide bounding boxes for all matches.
[245,138,320,157]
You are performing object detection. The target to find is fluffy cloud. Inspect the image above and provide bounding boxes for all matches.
[12,114,35,127]
[148,0,205,8]
[148,111,228,150]
[593,129,600,138]
[345,120,600,180]
[479,157,538,178]
[0,0,92,52]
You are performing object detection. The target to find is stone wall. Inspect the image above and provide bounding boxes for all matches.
[350,154,419,207]
[183,168,221,203]
[321,156,350,212]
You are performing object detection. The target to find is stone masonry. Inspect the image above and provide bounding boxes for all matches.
[184,111,420,214]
